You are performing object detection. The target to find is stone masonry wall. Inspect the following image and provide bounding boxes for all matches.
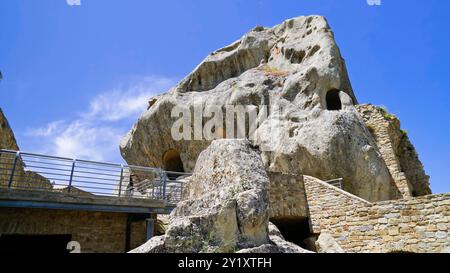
[304,175,371,235]
[268,172,308,219]
[356,104,431,198]
[305,176,450,253]
[0,208,147,253]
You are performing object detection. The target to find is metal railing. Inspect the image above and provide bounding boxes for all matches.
[0,149,190,205]
[324,178,343,189]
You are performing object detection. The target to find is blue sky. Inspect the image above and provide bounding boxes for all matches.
[0,0,449,193]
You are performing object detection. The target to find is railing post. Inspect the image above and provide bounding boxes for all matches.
[118,164,124,197]
[68,159,76,193]
[146,219,154,241]
[8,151,20,188]
[162,170,167,202]
[151,171,155,199]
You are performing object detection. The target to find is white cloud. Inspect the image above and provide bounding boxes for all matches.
[26,120,65,137]
[84,76,175,122]
[52,121,122,162]
[25,76,176,162]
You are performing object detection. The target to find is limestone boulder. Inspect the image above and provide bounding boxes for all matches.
[131,139,270,253]
[440,247,450,253]
[315,233,344,253]
[129,235,166,253]
[120,15,395,202]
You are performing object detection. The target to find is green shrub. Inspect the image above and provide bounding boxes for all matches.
[376,105,397,121]
[383,113,396,121]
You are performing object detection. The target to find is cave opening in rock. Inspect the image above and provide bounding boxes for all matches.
[162,149,185,179]
[270,216,315,250]
[326,90,342,111]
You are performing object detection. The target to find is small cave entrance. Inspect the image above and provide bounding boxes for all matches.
[270,216,315,251]
[162,149,185,179]
[326,90,342,111]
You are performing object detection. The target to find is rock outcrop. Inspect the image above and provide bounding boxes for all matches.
[120,15,397,202]
[315,233,344,253]
[130,139,310,253]
[0,108,19,151]
[1,108,24,188]
[0,108,52,190]
[125,15,437,254]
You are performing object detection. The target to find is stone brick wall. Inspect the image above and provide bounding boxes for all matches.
[0,208,148,253]
[304,175,371,234]
[305,176,450,253]
[356,104,431,198]
[268,172,308,219]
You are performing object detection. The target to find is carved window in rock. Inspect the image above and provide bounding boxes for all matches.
[326,90,342,111]
[162,149,185,179]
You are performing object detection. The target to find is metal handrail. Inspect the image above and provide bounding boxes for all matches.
[0,149,187,174]
[0,149,191,205]
[324,178,343,189]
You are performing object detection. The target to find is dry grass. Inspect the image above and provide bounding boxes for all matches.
[258,65,290,77]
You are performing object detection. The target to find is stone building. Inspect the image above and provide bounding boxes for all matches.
[0,108,159,253]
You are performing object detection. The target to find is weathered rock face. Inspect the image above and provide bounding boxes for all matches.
[131,139,310,253]
[315,233,345,253]
[1,108,24,188]
[0,108,52,190]
[0,108,19,151]
[121,15,398,202]
[132,139,269,253]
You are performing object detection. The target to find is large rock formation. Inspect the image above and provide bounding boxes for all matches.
[130,139,310,253]
[120,15,398,202]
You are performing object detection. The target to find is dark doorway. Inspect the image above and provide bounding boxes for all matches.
[326,90,342,111]
[270,217,313,250]
[0,234,72,253]
[162,149,185,179]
